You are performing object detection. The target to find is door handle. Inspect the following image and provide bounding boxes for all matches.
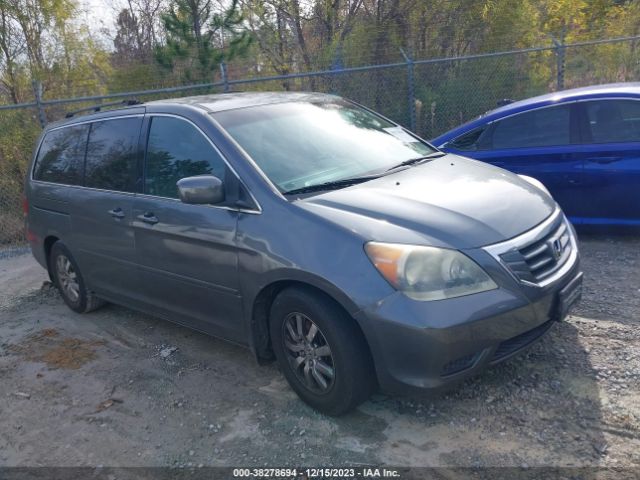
[586,156,622,164]
[108,207,125,219]
[137,212,159,225]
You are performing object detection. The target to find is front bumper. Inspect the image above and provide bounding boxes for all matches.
[354,248,582,394]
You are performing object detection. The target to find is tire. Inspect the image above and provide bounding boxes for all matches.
[50,242,105,314]
[270,287,375,416]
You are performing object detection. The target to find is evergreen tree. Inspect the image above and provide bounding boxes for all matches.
[155,0,252,82]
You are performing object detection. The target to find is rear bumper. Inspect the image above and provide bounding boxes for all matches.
[26,217,47,270]
[355,257,582,394]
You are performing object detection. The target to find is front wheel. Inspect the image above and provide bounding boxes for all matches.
[270,287,375,416]
[50,242,105,313]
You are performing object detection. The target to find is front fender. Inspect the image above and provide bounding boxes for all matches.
[241,267,365,362]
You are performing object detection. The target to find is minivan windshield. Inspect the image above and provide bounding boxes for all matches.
[213,101,437,193]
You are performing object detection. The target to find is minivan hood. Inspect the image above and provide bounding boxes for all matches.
[297,155,556,249]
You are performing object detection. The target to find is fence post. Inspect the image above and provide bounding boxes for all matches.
[32,80,47,127]
[400,48,417,132]
[329,46,345,95]
[552,29,566,91]
[220,61,230,93]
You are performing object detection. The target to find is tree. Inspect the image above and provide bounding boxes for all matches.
[0,0,111,102]
[0,3,25,103]
[114,8,144,65]
[112,0,165,66]
[129,0,165,50]
[155,0,252,82]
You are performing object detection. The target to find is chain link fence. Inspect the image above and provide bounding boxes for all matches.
[1,35,639,247]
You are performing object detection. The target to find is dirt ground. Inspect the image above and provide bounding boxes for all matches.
[0,234,639,471]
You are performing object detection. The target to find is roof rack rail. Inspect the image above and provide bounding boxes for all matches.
[65,99,142,119]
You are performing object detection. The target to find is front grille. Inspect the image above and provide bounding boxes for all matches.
[491,320,554,362]
[498,216,573,284]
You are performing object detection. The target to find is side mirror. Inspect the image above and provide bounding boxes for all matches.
[177,175,225,205]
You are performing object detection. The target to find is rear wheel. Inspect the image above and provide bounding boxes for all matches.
[50,242,105,313]
[270,287,375,416]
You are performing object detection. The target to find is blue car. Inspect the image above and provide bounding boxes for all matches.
[431,83,640,227]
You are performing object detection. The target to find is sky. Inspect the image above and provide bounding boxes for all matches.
[78,0,119,37]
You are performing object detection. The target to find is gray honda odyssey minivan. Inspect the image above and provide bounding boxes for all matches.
[25,92,583,415]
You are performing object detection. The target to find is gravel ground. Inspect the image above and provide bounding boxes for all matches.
[0,235,639,471]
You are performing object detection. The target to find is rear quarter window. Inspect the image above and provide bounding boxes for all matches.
[448,127,488,151]
[584,100,640,143]
[33,125,89,185]
[85,117,143,192]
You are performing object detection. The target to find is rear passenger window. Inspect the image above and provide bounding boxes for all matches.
[584,100,640,143]
[490,105,571,149]
[85,117,142,192]
[145,116,227,199]
[33,125,88,185]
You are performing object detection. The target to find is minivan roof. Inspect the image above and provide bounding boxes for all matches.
[46,92,339,130]
[146,91,339,112]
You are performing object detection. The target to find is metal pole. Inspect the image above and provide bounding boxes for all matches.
[32,80,47,127]
[327,67,337,95]
[220,61,230,93]
[329,45,345,95]
[400,48,417,132]
[552,29,566,91]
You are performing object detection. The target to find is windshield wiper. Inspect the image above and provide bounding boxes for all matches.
[283,151,446,195]
[385,151,446,172]
[283,174,382,195]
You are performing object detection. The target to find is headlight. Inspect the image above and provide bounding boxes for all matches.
[518,175,551,197]
[365,242,497,301]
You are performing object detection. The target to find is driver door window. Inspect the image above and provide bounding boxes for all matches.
[145,116,227,198]
[490,105,572,149]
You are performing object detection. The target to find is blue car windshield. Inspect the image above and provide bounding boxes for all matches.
[213,101,436,193]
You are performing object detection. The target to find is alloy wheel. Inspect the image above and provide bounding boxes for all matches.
[56,254,80,302]
[282,312,335,394]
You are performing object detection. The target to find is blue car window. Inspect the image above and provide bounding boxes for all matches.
[449,127,487,151]
[490,105,571,149]
[584,100,640,144]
